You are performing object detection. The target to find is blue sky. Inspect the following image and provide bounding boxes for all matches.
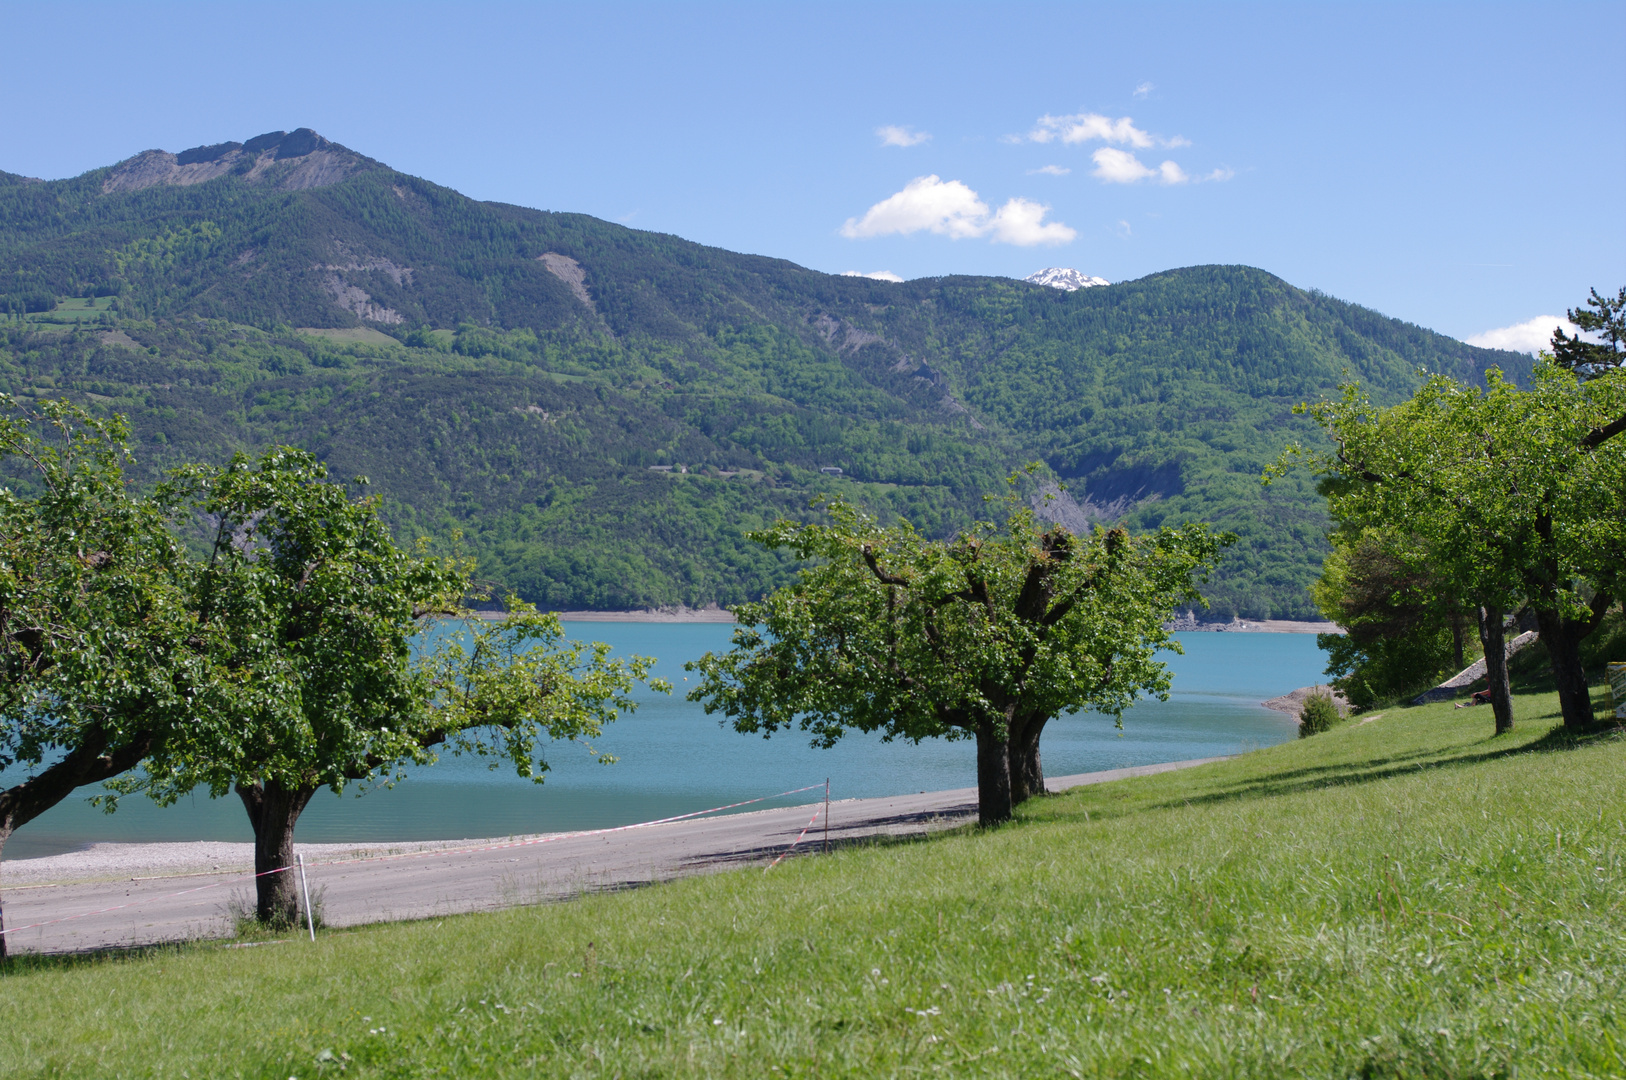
[1,2,1621,346]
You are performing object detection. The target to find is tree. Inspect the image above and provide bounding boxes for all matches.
[133,448,665,926]
[1551,287,1625,380]
[1310,526,1472,710]
[1281,361,1626,731]
[686,482,1228,825]
[0,399,210,957]
[1298,692,1340,737]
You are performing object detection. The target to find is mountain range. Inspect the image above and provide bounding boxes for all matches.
[1024,268,1111,291]
[0,129,1533,617]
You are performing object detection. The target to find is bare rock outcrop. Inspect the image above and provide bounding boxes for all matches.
[319,274,403,324]
[538,253,596,313]
[1032,480,1139,532]
[1262,685,1350,717]
[100,129,372,196]
[313,247,413,324]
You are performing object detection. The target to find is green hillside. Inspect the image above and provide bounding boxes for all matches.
[0,128,1533,617]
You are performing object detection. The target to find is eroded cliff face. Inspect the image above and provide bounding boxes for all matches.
[100,129,374,195]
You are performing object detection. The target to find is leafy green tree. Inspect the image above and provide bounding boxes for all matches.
[1551,287,1625,380]
[0,399,211,957]
[1282,362,1626,731]
[133,448,665,926]
[686,482,1227,825]
[1310,527,1470,709]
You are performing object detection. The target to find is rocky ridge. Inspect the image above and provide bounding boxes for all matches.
[99,128,374,195]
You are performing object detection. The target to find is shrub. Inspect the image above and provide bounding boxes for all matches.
[1299,692,1341,738]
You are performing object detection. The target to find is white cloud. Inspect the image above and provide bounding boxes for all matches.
[1165,135,1192,148]
[840,175,1074,247]
[1133,82,1154,99]
[841,175,989,239]
[987,198,1078,246]
[1202,166,1235,182]
[841,270,905,282]
[1091,148,1189,185]
[1029,164,1071,176]
[1029,112,1154,147]
[877,125,931,148]
[1090,149,1149,182]
[1465,315,1579,354]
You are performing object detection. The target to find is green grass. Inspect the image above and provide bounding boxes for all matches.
[22,297,116,324]
[296,327,402,346]
[3,689,1622,1078]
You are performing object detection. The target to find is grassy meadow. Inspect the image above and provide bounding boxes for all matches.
[2,687,1621,1078]
[15,296,116,325]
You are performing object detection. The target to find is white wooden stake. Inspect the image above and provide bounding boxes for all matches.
[297,852,315,941]
[824,778,830,854]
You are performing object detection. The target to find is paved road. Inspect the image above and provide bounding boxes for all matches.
[0,758,1225,955]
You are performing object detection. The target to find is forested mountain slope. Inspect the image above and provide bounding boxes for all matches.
[0,129,1531,617]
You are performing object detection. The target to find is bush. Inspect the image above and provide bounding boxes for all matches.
[1299,692,1341,737]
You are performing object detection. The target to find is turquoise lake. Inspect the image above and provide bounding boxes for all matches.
[2,625,1327,859]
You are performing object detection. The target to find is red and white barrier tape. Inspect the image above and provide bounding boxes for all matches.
[765,802,824,871]
[0,781,829,939]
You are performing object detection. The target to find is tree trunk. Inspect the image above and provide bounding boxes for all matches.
[236,779,315,927]
[1007,718,1047,806]
[974,722,1012,826]
[1477,604,1514,735]
[1532,600,1608,730]
[0,727,154,960]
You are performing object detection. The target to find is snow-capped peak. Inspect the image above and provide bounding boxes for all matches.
[1024,268,1110,291]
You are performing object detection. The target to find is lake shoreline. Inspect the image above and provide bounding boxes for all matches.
[474,604,737,623]
[495,606,1342,634]
[2,630,1324,863]
[0,759,1228,898]
[1179,618,1340,635]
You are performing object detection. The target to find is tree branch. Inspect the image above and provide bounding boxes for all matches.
[0,726,156,834]
[860,546,909,586]
[1580,411,1626,450]
[1584,591,1615,636]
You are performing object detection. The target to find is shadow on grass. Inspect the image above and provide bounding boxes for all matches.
[680,805,981,870]
[1136,719,1623,816]
[0,938,197,975]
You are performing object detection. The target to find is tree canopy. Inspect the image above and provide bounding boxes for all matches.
[1309,526,1470,711]
[1551,287,1625,380]
[0,398,210,955]
[1281,359,1626,729]
[126,447,666,924]
[687,482,1228,824]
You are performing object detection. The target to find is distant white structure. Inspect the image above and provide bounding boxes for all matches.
[1025,268,1110,291]
[820,466,844,476]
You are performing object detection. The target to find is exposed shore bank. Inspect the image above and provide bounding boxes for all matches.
[1261,684,1351,715]
[489,605,1344,633]
[475,604,737,623]
[1,759,1228,954]
[1165,614,1341,635]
